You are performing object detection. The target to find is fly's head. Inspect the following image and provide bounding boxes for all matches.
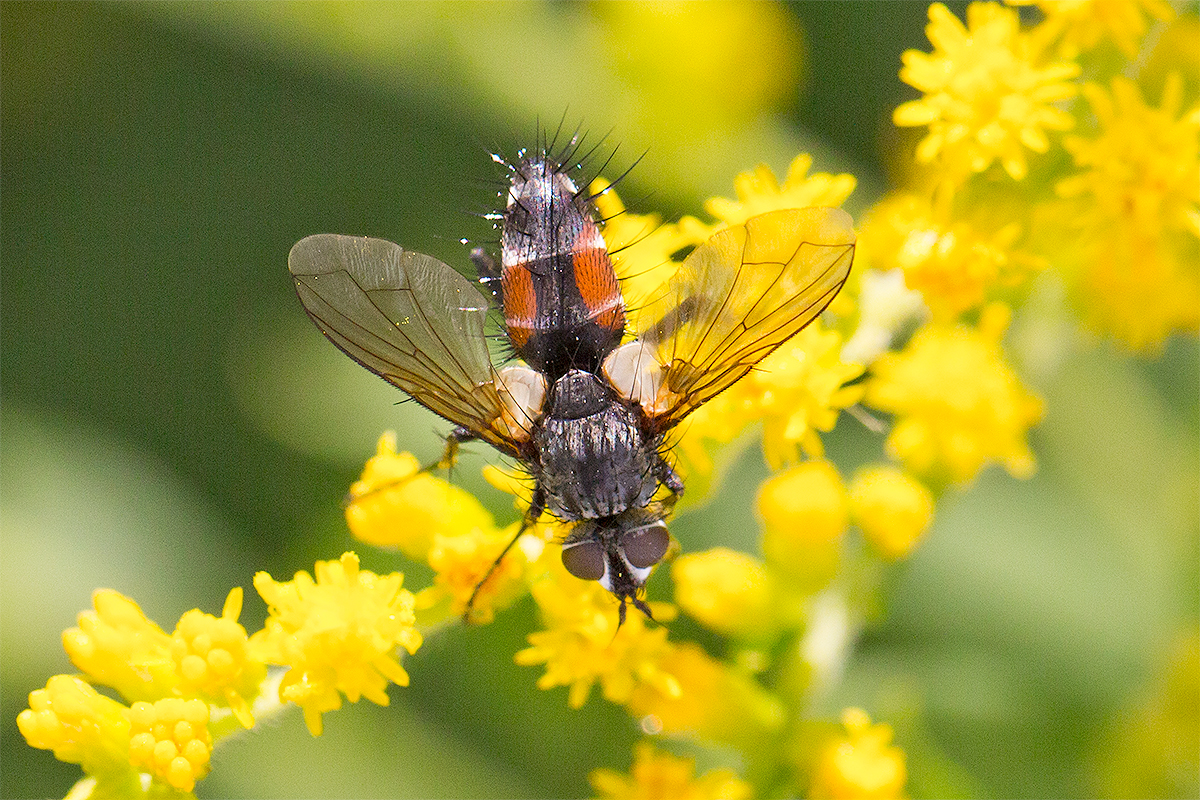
[559,509,672,627]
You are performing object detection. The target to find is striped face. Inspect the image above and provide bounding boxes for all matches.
[498,156,625,379]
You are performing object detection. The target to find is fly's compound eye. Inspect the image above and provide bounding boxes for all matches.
[621,523,670,569]
[561,540,606,581]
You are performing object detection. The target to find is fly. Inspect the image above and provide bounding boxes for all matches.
[288,140,856,625]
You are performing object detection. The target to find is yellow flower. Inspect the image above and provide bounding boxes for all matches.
[17,675,133,783]
[672,548,775,639]
[62,590,179,703]
[724,322,865,469]
[861,192,1039,320]
[664,321,863,492]
[127,698,212,793]
[170,588,265,729]
[625,643,784,748]
[418,521,536,625]
[849,466,935,560]
[1056,74,1200,350]
[894,2,1080,180]
[864,303,1043,485]
[591,741,753,800]
[808,708,907,800]
[1010,0,1175,58]
[514,557,679,709]
[1061,74,1198,241]
[249,552,422,736]
[705,154,857,228]
[345,433,496,560]
[757,461,848,586]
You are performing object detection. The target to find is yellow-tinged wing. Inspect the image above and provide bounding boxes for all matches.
[289,234,523,455]
[635,207,855,431]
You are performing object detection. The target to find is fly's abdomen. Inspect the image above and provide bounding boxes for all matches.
[500,156,625,378]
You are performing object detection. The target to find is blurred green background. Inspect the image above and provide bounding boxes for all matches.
[3,3,1196,798]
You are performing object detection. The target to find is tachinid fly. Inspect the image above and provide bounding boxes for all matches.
[289,140,856,624]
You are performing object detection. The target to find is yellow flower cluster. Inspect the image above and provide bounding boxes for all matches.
[591,741,753,800]
[515,556,680,710]
[19,553,421,796]
[250,552,422,736]
[27,3,1195,796]
[890,0,1198,351]
[894,2,1079,181]
[808,709,908,800]
[346,433,535,624]
[866,303,1044,486]
[1056,74,1199,350]
[1009,0,1175,59]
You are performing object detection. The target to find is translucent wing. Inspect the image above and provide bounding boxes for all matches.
[636,208,855,430]
[289,234,519,454]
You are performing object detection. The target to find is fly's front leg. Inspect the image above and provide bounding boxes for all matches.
[463,486,546,623]
[655,455,684,512]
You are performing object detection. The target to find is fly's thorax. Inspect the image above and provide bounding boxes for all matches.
[533,370,658,520]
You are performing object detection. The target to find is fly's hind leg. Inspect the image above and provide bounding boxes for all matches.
[471,248,502,304]
[463,486,545,624]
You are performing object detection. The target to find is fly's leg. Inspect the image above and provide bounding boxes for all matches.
[463,487,545,624]
[436,426,477,486]
[342,426,478,508]
[655,455,685,511]
[470,248,502,304]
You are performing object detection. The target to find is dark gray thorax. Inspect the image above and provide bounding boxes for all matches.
[533,370,658,520]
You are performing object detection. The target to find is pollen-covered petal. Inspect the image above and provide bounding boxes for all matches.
[893,100,940,127]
